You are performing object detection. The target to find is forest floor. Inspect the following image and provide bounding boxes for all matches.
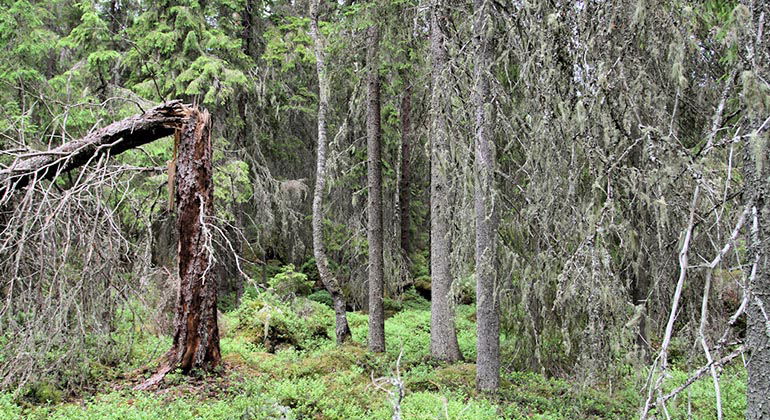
[0,287,747,419]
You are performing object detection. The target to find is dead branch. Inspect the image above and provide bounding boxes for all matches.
[0,100,187,202]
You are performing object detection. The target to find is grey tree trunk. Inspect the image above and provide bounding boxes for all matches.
[309,0,351,344]
[366,23,385,353]
[628,125,651,361]
[743,2,770,418]
[472,0,499,391]
[745,129,770,420]
[429,1,462,363]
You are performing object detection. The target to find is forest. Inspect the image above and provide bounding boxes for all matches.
[0,0,768,419]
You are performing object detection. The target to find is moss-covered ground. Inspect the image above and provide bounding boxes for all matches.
[0,287,747,419]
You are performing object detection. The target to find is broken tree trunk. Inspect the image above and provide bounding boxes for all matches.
[0,101,186,200]
[0,100,221,389]
[136,107,220,389]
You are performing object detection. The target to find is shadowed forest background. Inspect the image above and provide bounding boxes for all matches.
[0,0,768,419]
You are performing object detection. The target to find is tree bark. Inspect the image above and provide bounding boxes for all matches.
[136,107,221,390]
[744,131,770,420]
[242,0,265,59]
[0,101,186,200]
[628,125,651,361]
[472,0,499,392]
[743,3,770,418]
[399,83,412,257]
[366,23,385,353]
[429,1,462,363]
[309,0,351,345]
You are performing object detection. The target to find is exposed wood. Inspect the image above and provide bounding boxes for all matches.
[0,101,222,390]
[136,107,221,390]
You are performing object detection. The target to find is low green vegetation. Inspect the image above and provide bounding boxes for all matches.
[0,273,748,420]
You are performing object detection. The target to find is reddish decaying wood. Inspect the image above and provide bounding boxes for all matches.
[136,107,220,390]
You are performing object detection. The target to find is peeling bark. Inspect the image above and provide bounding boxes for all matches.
[0,101,222,389]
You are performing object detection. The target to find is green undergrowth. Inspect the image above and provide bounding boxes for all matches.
[1,288,748,419]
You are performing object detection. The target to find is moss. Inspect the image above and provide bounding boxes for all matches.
[291,344,387,378]
[407,362,477,393]
[231,294,333,351]
[21,381,63,405]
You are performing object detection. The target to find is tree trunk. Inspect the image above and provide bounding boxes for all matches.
[399,83,412,257]
[628,125,651,361]
[366,23,385,353]
[136,107,221,390]
[309,0,351,345]
[429,1,462,363]
[745,130,770,420]
[0,101,186,200]
[743,3,770,418]
[473,0,498,391]
[242,0,264,59]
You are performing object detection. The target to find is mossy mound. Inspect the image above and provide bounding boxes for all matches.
[293,344,387,377]
[231,294,333,351]
[407,363,477,393]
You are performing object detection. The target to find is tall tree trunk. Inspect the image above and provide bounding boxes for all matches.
[628,125,651,361]
[745,128,770,420]
[366,23,385,353]
[743,2,770,418]
[137,107,221,390]
[473,0,498,391]
[309,0,351,344]
[429,1,462,363]
[399,83,412,257]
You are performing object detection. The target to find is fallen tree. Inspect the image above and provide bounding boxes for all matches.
[0,100,221,389]
[0,100,186,201]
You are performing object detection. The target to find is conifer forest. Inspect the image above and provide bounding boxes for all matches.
[0,0,769,419]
